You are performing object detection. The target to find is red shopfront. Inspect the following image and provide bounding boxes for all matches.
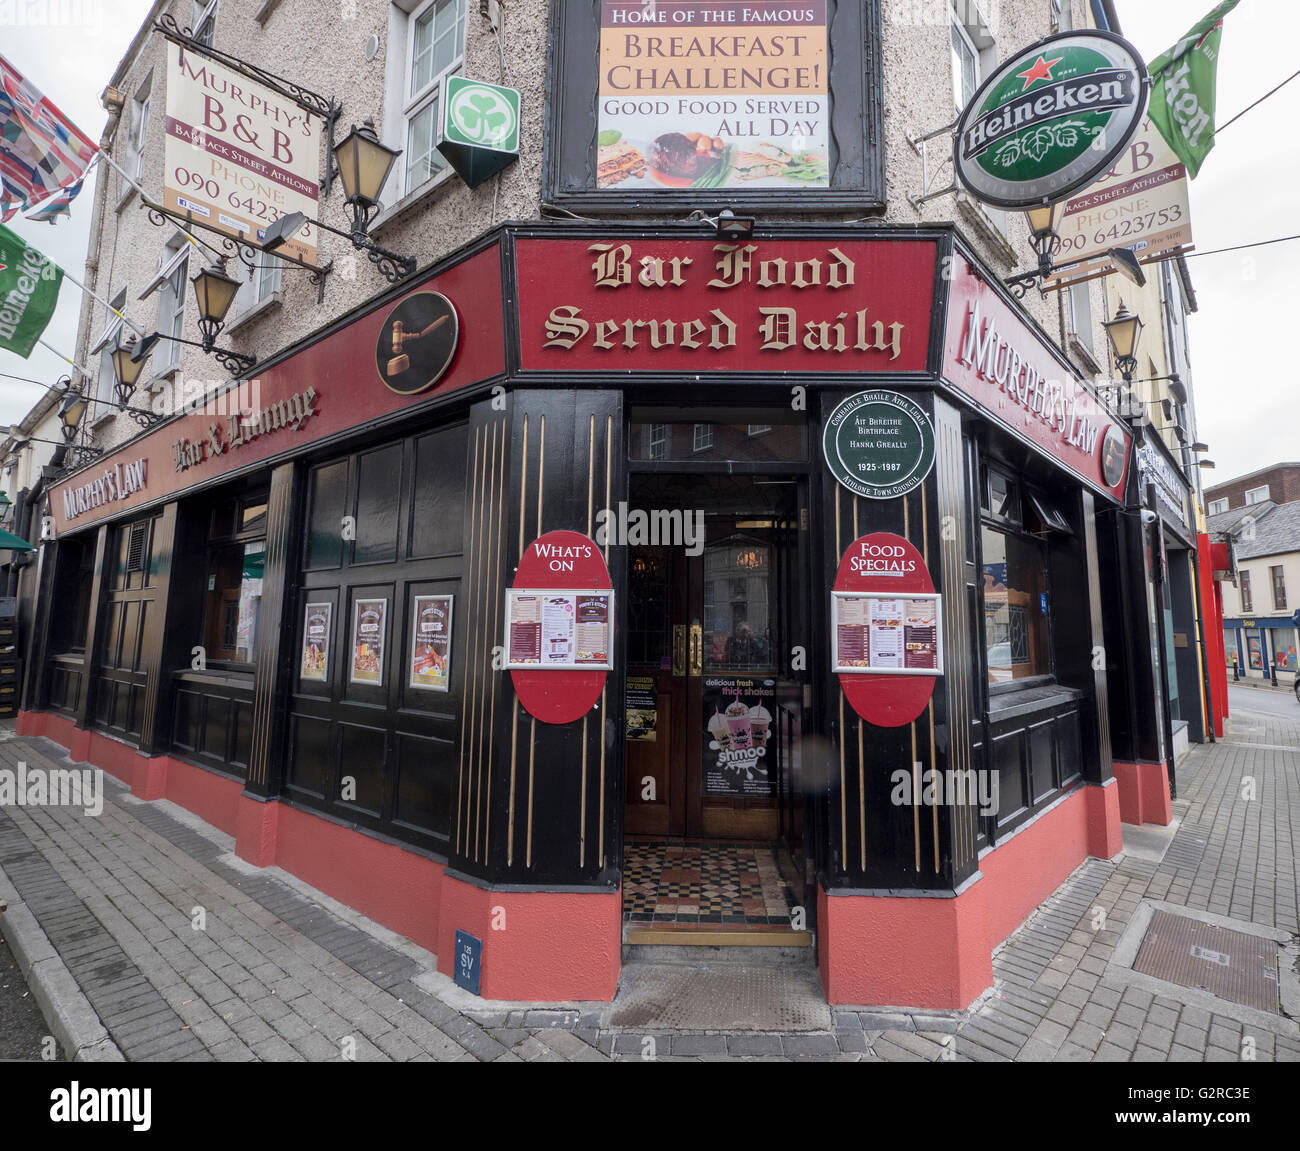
[25,222,1131,1008]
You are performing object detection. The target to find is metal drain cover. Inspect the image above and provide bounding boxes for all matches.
[1133,910,1279,1013]
[608,962,831,1031]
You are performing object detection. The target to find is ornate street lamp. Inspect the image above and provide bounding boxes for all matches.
[191,261,244,352]
[1103,302,1144,385]
[264,117,416,284]
[1005,199,1064,298]
[58,381,88,442]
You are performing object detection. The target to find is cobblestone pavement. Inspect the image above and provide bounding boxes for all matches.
[0,705,1296,1063]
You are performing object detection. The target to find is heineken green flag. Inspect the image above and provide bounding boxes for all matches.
[0,222,63,358]
[1146,0,1240,178]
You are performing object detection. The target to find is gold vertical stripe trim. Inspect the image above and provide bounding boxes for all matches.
[536,415,546,537]
[507,698,519,865]
[911,722,920,872]
[471,423,494,862]
[518,415,528,562]
[598,685,607,869]
[835,484,845,864]
[580,714,588,867]
[457,424,482,853]
[857,715,865,871]
[527,715,536,869]
[603,416,612,566]
[474,422,496,860]
[483,417,506,862]
[586,413,595,538]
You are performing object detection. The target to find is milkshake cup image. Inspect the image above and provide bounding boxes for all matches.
[749,703,772,745]
[725,698,753,750]
[708,707,731,750]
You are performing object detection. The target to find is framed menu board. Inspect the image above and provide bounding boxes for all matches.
[410,594,454,691]
[350,598,389,685]
[300,602,332,681]
[831,592,943,675]
[504,589,614,670]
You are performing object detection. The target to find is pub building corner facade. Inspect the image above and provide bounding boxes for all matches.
[16,0,1217,1009]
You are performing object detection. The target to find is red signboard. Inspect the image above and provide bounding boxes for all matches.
[49,244,505,535]
[515,236,937,374]
[833,532,938,728]
[510,531,612,725]
[943,252,1130,502]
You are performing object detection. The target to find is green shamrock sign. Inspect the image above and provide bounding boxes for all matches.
[442,76,520,154]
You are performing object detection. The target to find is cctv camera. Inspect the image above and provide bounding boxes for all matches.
[1140,509,1158,526]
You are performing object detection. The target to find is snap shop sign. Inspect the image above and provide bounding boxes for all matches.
[515,237,936,373]
[943,253,1130,501]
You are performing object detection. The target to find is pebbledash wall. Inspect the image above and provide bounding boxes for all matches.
[22,0,1159,1008]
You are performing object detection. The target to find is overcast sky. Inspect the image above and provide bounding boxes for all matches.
[0,1,1296,486]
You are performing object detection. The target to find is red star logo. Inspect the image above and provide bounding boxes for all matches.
[1016,54,1064,90]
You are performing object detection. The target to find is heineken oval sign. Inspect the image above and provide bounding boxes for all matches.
[823,390,935,501]
[954,30,1148,209]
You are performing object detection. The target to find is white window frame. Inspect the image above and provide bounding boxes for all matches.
[950,4,1007,236]
[1240,569,1253,613]
[1245,485,1270,505]
[693,424,714,453]
[1051,0,1073,33]
[1207,498,1228,516]
[950,17,980,118]
[1067,282,1093,350]
[647,424,668,460]
[398,0,466,199]
[192,0,218,46]
[130,73,153,183]
[94,288,128,410]
[1271,564,1287,611]
[155,236,190,372]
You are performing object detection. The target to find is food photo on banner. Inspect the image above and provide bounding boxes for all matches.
[702,676,775,797]
[350,598,388,685]
[596,0,829,191]
[409,594,453,691]
[300,601,332,682]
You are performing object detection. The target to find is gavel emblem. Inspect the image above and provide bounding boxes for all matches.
[386,314,449,376]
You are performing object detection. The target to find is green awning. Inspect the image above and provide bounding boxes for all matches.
[0,527,35,552]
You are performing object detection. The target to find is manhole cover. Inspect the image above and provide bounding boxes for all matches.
[1132,911,1279,1013]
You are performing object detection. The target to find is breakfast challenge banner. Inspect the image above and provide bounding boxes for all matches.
[597,0,828,191]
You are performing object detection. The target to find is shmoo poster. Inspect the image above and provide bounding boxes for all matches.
[350,598,388,685]
[703,677,776,797]
[596,1,829,192]
[301,602,332,681]
[410,594,453,691]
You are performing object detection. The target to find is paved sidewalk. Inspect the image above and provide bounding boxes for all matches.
[0,709,1297,1062]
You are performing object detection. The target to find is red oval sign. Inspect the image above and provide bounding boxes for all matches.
[833,532,939,728]
[510,530,612,725]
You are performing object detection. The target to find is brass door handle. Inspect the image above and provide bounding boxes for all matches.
[673,625,687,677]
[689,623,702,677]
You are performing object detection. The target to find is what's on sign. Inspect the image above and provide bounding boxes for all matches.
[823,389,935,500]
[954,30,1149,209]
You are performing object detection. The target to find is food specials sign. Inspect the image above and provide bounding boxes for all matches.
[596,0,828,192]
[943,253,1131,502]
[163,42,321,265]
[953,31,1148,209]
[515,237,937,373]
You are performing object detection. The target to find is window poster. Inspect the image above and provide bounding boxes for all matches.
[625,675,658,741]
[505,590,614,670]
[301,601,332,682]
[350,598,388,685]
[410,594,454,691]
[833,592,943,675]
[596,0,830,192]
[703,676,776,797]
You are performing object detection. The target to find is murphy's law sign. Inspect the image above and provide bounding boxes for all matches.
[954,30,1149,209]
[62,458,148,521]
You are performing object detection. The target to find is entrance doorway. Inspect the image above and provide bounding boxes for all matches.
[624,473,803,840]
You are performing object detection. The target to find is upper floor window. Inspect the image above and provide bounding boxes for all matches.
[399,0,465,197]
[693,424,714,453]
[950,4,1007,235]
[235,247,282,314]
[1271,565,1287,611]
[1240,569,1253,613]
[1067,281,1093,354]
[92,288,128,410]
[154,237,190,372]
[1050,0,1073,33]
[192,0,217,46]
[1207,498,1229,515]
[1245,485,1270,505]
[129,73,152,183]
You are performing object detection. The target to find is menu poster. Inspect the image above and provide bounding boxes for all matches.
[301,602,332,682]
[833,592,943,675]
[410,594,454,692]
[703,676,776,798]
[350,598,388,685]
[625,675,657,741]
[505,589,614,670]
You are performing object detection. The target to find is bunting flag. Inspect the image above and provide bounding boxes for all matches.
[0,52,98,217]
[1146,0,1240,179]
[25,174,85,224]
[0,222,64,358]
